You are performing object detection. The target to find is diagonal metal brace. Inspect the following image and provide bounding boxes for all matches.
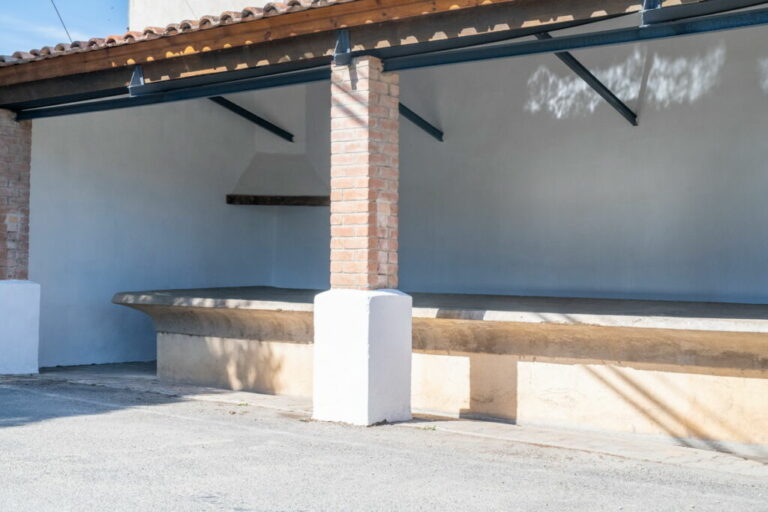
[535,32,637,126]
[209,96,294,142]
[398,103,444,141]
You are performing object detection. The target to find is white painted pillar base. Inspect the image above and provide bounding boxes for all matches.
[0,280,40,375]
[313,289,412,426]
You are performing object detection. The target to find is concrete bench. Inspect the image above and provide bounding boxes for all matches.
[113,286,768,452]
[113,285,768,372]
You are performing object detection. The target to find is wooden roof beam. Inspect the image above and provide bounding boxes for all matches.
[0,0,642,87]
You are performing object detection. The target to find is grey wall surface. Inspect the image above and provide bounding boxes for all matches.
[394,26,768,303]
[271,24,768,303]
[29,79,332,366]
[29,21,768,366]
[269,82,331,290]
[29,98,277,366]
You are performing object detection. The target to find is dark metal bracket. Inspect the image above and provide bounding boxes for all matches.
[398,103,444,141]
[128,65,145,92]
[209,96,294,142]
[535,32,638,126]
[333,29,352,66]
[641,0,663,25]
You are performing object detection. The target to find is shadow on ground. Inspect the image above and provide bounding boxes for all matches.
[1,362,179,429]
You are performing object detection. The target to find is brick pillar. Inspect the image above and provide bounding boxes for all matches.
[0,110,31,280]
[314,57,411,426]
[330,56,399,290]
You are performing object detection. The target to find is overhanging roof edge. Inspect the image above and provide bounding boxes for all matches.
[10,2,768,120]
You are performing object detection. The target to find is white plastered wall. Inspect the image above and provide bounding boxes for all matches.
[28,17,768,367]
[29,94,285,366]
[270,22,768,304]
[226,82,331,290]
[28,74,330,366]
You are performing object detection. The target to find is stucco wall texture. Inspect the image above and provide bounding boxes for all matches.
[29,20,768,366]
[274,21,768,304]
[29,96,276,366]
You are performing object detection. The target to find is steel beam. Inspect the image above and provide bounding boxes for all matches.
[16,67,330,120]
[3,14,626,112]
[13,7,768,121]
[128,59,330,98]
[383,7,768,71]
[2,87,128,111]
[643,0,768,25]
[6,17,628,121]
[398,103,444,141]
[209,96,294,142]
[535,32,637,126]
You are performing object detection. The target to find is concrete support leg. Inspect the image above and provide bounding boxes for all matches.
[0,281,40,374]
[313,56,411,425]
[313,289,412,425]
[0,110,38,375]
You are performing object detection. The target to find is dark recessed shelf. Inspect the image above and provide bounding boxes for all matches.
[226,194,330,207]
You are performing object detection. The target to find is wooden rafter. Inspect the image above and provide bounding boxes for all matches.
[0,0,643,87]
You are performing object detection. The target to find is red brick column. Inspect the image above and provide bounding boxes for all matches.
[330,56,399,290]
[0,110,31,280]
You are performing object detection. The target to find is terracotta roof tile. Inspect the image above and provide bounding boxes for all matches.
[219,11,244,24]
[12,51,35,60]
[241,7,265,19]
[263,3,288,16]
[198,15,221,29]
[164,23,182,36]
[122,31,144,43]
[179,19,201,32]
[142,27,165,38]
[0,0,361,68]
[103,35,126,46]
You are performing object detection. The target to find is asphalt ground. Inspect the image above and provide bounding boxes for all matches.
[1,374,766,511]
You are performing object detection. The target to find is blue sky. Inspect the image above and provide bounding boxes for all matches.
[0,0,128,55]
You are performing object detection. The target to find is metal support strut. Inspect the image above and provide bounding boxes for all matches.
[398,103,444,141]
[209,96,294,143]
[535,32,638,126]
